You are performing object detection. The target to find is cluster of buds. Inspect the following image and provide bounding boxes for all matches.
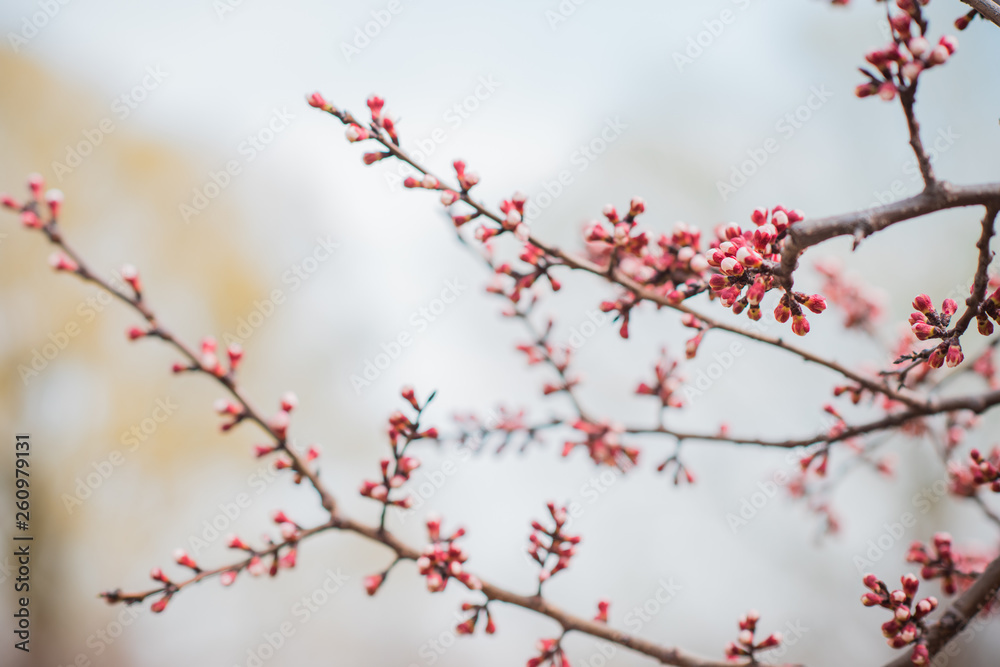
[814,259,883,332]
[950,448,1000,495]
[269,510,301,569]
[586,197,650,259]
[263,391,297,440]
[723,609,783,661]
[856,3,958,101]
[599,292,639,339]
[563,419,639,470]
[416,515,481,592]
[456,601,496,635]
[679,313,707,359]
[437,160,486,229]
[635,347,685,409]
[528,503,581,584]
[705,207,824,334]
[905,532,981,596]
[860,573,937,663]
[2,173,63,229]
[527,637,570,667]
[358,452,420,508]
[909,294,964,368]
[584,204,710,308]
[387,391,438,446]
[224,526,295,584]
[360,388,435,508]
[214,397,246,432]
[977,282,1000,335]
[495,241,561,301]
[972,347,997,389]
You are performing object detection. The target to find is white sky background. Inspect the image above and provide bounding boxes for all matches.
[2,0,1000,666]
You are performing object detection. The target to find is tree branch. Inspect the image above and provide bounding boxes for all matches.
[777,183,1000,290]
[882,551,1000,667]
[962,0,1000,28]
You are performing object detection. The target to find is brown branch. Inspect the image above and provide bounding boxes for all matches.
[319,103,934,413]
[898,85,936,190]
[962,0,1000,28]
[948,205,998,338]
[627,385,1000,449]
[882,552,1000,667]
[8,206,749,667]
[777,183,1000,292]
[334,516,742,667]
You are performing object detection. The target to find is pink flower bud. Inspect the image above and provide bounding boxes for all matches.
[307,92,328,109]
[227,343,243,370]
[345,124,369,142]
[720,257,743,276]
[127,326,146,341]
[927,45,950,65]
[629,197,645,216]
[45,189,63,217]
[269,410,290,438]
[945,343,963,368]
[364,573,384,596]
[280,391,298,412]
[173,549,199,570]
[440,190,459,206]
[911,322,936,340]
[220,570,238,586]
[803,294,827,314]
[878,81,898,101]
[1,194,21,210]
[27,173,44,198]
[48,252,78,272]
[150,597,170,613]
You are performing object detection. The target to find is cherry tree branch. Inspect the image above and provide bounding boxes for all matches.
[5,204,749,667]
[961,0,1000,28]
[883,551,1000,667]
[776,183,1000,292]
[316,103,939,413]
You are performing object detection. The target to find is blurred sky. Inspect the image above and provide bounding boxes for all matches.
[1,1,1000,666]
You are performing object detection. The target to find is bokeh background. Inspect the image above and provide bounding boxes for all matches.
[1,1,999,665]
